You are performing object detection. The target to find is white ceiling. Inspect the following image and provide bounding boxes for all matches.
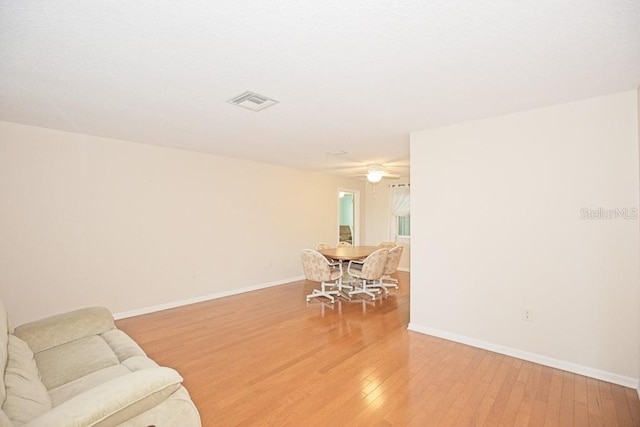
[1,1,639,179]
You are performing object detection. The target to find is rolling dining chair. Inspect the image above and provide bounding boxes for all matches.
[378,245,403,293]
[347,248,389,300]
[316,242,342,266]
[336,241,352,247]
[301,249,344,303]
[378,241,397,248]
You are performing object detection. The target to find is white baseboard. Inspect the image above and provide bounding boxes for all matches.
[407,322,639,389]
[114,276,305,320]
[398,267,410,272]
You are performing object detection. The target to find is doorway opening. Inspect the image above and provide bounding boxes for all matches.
[338,189,360,245]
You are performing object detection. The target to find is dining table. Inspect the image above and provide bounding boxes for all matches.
[317,245,381,261]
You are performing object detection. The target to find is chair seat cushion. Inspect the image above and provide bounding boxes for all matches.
[2,335,52,424]
[48,356,159,406]
[35,335,119,390]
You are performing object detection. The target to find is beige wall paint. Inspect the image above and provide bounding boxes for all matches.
[364,181,411,270]
[0,121,366,325]
[637,86,640,397]
[410,91,640,384]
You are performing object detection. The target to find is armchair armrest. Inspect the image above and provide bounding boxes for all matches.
[347,259,364,273]
[14,307,115,353]
[328,260,343,273]
[25,367,183,427]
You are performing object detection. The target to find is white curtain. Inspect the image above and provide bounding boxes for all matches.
[389,184,410,241]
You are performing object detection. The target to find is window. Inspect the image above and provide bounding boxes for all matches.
[389,184,410,240]
[397,215,410,237]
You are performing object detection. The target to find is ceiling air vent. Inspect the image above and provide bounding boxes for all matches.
[227,91,278,111]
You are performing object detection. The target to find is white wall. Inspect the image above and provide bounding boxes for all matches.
[0,121,365,325]
[409,91,640,386]
[364,181,411,270]
[637,87,640,397]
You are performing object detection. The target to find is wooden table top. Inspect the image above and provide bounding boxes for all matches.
[317,245,381,261]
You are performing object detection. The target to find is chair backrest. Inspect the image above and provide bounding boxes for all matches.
[316,243,331,250]
[359,249,389,280]
[378,241,397,248]
[301,249,332,282]
[336,241,352,247]
[384,245,404,275]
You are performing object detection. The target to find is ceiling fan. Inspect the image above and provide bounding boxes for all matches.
[321,156,408,182]
[359,164,401,183]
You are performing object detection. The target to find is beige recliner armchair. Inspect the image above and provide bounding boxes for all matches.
[0,299,201,427]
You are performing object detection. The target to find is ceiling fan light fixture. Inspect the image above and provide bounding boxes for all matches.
[367,165,385,183]
[367,171,383,183]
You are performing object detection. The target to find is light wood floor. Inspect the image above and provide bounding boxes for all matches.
[116,272,640,426]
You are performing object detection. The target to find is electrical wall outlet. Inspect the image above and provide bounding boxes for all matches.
[522,309,533,321]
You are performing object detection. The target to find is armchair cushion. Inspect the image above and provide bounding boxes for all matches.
[35,335,119,390]
[100,329,146,362]
[0,300,8,407]
[25,367,182,427]
[14,307,114,353]
[1,301,201,426]
[2,335,51,424]
[48,358,158,406]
